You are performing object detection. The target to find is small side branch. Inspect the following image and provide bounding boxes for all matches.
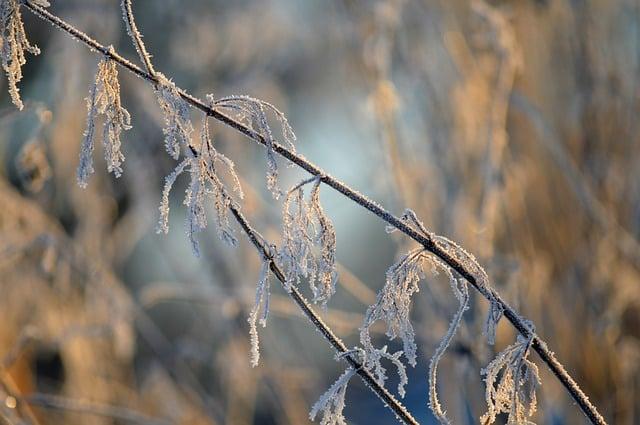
[120,0,156,76]
[229,206,419,425]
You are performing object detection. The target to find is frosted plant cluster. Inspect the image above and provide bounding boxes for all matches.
[362,209,510,423]
[3,1,609,422]
[360,246,433,369]
[152,71,243,255]
[481,333,541,424]
[154,73,194,160]
[0,0,49,110]
[309,364,357,425]
[361,210,444,369]
[212,95,296,199]
[278,176,337,306]
[78,53,132,187]
[157,109,242,255]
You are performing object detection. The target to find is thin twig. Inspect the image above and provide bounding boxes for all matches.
[229,206,418,424]
[120,0,155,77]
[21,393,171,425]
[21,2,606,424]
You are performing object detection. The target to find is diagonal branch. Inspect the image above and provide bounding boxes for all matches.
[228,205,418,425]
[19,3,418,423]
[21,2,606,424]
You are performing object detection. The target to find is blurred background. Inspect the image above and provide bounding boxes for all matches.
[1,0,639,423]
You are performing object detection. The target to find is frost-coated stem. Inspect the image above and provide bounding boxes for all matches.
[228,206,418,425]
[22,2,606,424]
[120,0,156,77]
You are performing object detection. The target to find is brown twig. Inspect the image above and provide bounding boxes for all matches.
[21,393,170,425]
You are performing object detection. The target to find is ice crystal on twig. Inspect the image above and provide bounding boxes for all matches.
[361,210,438,372]
[120,0,155,75]
[0,0,49,110]
[154,77,230,253]
[396,208,491,289]
[212,94,296,199]
[398,208,432,236]
[365,345,409,398]
[399,208,505,346]
[309,366,357,425]
[278,176,337,306]
[78,80,97,187]
[248,258,271,367]
[309,178,337,304]
[157,158,189,235]
[363,208,475,412]
[157,113,241,255]
[184,146,208,254]
[481,332,541,424]
[155,73,193,160]
[77,53,132,187]
[280,177,316,292]
[360,247,431,369]
[195,114,242,245]
[433,234,490,289]
[484,299,505,345]
[428,273,469,424]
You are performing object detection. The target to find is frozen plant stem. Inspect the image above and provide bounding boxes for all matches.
[120,0,155,76]
[34,1,415,422]
[21,2,606,424]
[228,206,418,425]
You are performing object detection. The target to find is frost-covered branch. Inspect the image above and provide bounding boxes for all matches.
[120,0,155,76]
[361,210,474,423]
[227,203,418,425]
[15,2,608,424]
